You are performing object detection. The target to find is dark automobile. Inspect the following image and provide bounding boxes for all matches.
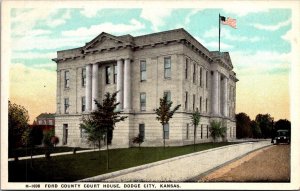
[274,129,290,144]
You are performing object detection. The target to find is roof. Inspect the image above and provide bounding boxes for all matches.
[36,113,55,119]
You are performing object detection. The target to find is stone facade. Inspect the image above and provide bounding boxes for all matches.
[52,28,238,148]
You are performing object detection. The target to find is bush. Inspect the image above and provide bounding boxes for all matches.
[51,136,59,147]
[209,120,226,142]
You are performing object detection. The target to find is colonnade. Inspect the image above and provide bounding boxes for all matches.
[211,70,228,117]
[85,58,131,112]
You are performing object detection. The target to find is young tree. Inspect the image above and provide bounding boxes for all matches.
[191,108,201,151]
[132,133,144,149]
[81,91,127,169]
[8,100,29,157]
[80,117,103,151]
[155,95,181,148]
[209,120,226,143]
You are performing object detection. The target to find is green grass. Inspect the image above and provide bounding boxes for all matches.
[9,142,235,182]
[9,147,89,158]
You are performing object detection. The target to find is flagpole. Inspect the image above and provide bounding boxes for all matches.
[219,13,221,55]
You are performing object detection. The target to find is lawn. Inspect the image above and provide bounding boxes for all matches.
[9,147,89,158]
[9,142,235,182]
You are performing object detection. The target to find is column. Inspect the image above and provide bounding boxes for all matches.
[92,63,99,111]
[123,58,131,111]
[211,71,219,115]
[223,77,228,117]
[116,59,124,110]
[85,64,92,112]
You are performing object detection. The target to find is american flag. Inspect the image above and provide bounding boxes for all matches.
[220,16,237,29]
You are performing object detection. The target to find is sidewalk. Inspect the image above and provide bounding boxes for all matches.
[79,140,271,182]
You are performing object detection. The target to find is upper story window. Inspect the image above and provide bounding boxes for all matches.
[200,96,202,112]
[81,96,86,112]
[200,67,203,87]
[193,94,195,111]
[64,70,70,88]
[140,92,146,111]
[140,60,147,81]
[193,63,196,83]
[164,57,171,79]
[106,66,111,84]
[164,91,171,103]
[206,70,208,88]
[185,58,188,79]
[64,98,69,114]
[113,65,117,84]
[185,91,188,110]
[205,98,208,113]
[82,68,86,87]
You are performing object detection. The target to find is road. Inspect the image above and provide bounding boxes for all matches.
[199,144,290,182]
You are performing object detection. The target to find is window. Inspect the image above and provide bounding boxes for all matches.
[205,98,208,113]
[140,60,146,81]
[38,120,42,125]
[139,124,145,141]
[63,124,68,145]
[193,63,196,83]
[81,97,86,112]
[105,66,111,84]
[200,96,202,112]
[82,68,86,87]
[64,70,70,88]
[64,98,69,114]
[186,123,189,139]
[206,70,208,88]
[140,93,146,111]
[201,125,203,139]
[164,91,171,102]
[113,65,117,84]
[163,123,169,139]
[193,94,195,111]
[185,91,188,110]
[207,125,209,138]
[49,120,53,125]
[200,67,203,87]
[164,57,171,79]
[185,58,188,79]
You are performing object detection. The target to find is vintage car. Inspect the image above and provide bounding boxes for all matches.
[274,129,290,144]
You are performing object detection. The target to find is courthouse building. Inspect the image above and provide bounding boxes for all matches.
[52,28,238,148]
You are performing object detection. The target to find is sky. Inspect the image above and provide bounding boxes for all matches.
[8,5,292,123]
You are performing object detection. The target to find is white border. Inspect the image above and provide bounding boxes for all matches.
[1,0,300,190]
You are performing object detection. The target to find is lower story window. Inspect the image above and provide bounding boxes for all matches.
[63,124,68,145]
[163,123,169,139]
[139,124,145,141]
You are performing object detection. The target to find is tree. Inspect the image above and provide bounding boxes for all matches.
[81,91,127,169]
[209,120,226,143]
[236,112,252,138]
[132,133,144,149]
[255,114,274,138]
[21,127,34,166]
[191,108,200,151]
[274,119,291,131]
[8,100,29,157]
[250,120,262,138]
[51,136,59,147]
[155,95,181,148]
[80,117,103,150]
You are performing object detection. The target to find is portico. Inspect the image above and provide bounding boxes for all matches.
[84,58,132,112]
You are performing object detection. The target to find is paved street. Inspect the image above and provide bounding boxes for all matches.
[199,144,290,182]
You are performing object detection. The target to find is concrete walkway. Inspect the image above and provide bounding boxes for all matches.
[8,149,95,161]
[79,140,271,182]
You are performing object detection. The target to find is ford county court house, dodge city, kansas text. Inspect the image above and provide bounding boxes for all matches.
[52,28,238,148]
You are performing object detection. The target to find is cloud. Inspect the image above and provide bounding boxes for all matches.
[195,37,233,50]
[203,27,261,42]
[231,51,291,75]
[80,8,102,18]
[9,63,56,123]
[281,29,293,42]
[252,18,291,31]
[12,51,56,59]
[184,9,202,24]
[62,19,145,37]
[11,9,71,36]
[140,8,173,31]
[223,4,269,17]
